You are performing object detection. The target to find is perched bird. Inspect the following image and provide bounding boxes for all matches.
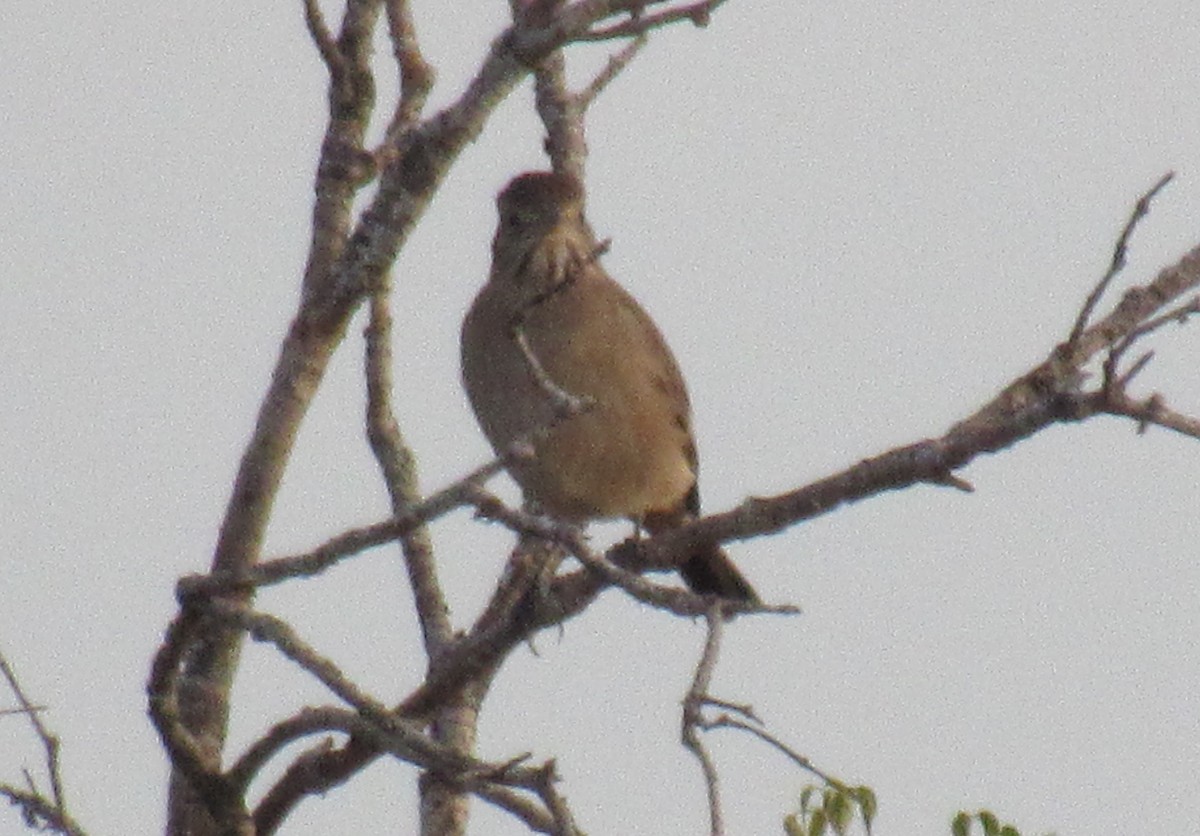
[461,171,757,602]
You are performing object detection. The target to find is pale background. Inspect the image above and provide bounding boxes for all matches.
[3,1,1200,834]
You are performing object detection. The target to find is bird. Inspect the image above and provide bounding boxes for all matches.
[460,170,757,603]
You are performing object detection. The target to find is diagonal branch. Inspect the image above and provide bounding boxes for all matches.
[0,653,87,836]
[379,0,435,150]
[1068,171,1174,346]
[636,234,1200,567]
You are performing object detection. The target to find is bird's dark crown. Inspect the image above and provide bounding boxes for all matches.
[497,171,584,215]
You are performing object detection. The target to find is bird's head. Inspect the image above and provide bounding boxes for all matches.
[490,171,593,291]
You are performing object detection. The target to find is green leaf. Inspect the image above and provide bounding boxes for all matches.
[825,788,852,834]
[807,808,827,836]
[853,785,877,830]
[979,811,1000,836]
[951,811,972,836]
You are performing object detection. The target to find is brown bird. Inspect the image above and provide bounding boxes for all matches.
[461,171,757,602]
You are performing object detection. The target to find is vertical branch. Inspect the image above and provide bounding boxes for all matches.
[681,608,727,836]
[534,53,589,179]
[533,36,646,182]
[166,2,384,834]
[365,284,481,834]
[365,289,453,651]
[381,0,436,149]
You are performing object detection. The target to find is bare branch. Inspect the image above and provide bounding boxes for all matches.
[0,655,64,812]
[239,705,568,834]
[379,0,435,149]
[1068,171,1174,346]
[149,610,254,834]
[0,786,87,836]
[676,622,853,824]
[579,0,727,41]
[1096,388,1200,439]
[467,486,794,618]
[1108,293,1200,377]
[474,784,560,833]
[534,33,645,175]
[703,714,842,788]
[635,238,1200,567]
[534,52,587,178]
[681,607,727,836]
[532,760,583,835]
[579,35,647,106]
[252,735,379,835]
[0,654,86,836]
[365,289,454,652]
[210,602,393,721]
[175,451,507,597]
[250,539,566,828]
[302,0,344,82]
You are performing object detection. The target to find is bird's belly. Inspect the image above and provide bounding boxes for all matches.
[516,409,694,521]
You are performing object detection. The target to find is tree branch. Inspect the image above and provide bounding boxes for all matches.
[379,0,435,150]
[1068,171,1174,346]
[633,231,1200,568]
[680,607,727,836]
[365,289,454,653]
[0,654,87,836]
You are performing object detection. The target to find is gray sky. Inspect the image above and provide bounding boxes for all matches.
[4,1,1200,833]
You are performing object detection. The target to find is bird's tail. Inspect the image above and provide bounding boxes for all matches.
[680,542,759,603]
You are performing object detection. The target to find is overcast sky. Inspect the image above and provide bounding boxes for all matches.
[4,1,1200,834]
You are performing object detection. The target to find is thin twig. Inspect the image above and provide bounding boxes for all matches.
[1068,171,1174,347]
[467,485,790,618]
[1107,293,1200,381]
[512,322,595,417]
[176,453,507,597]
[303,0,344,80]
[0,653,87,836]
[579,35,647,106]
[681,606,727,836]
[208,601,393,722]
[534,760,583,835]
[380,0,435,149]
[474,784,559,832]
[580,0,727,41]
[0,654,65,814]
[703,714,842,787]
[0,704,46,717]
[701,695,760,724]
[365,288,454,653]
